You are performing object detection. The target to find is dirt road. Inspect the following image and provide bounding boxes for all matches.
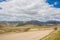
[0,30,53,40]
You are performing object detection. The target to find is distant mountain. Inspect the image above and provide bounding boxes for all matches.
[25,20,44,26]
[16,20,60,26]
[0,20,60,26]
[45,20,60,25]
[0,21,23,24]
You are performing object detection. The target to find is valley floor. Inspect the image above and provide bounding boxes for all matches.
[0,30,53,40]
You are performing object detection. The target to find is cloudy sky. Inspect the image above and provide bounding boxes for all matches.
[0,0,60,21]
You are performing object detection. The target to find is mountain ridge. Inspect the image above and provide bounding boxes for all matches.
[0,20,60,26]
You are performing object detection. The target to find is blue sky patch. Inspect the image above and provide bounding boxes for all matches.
[0,0,6,2]
[46,0,60,8]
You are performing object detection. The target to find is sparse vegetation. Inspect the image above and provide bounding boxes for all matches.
[0,22,60,34]
[40,29,60,40]
[0,22,40,34]
[0,23,52,34]
[0,22,60,40]
[0,27,31,34]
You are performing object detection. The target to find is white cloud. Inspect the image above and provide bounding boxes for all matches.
[0,0,60,21]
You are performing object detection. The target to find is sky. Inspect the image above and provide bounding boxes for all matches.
[46,0,60,8]
[0,0,60,21]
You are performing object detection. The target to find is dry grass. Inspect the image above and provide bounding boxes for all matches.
[0,25,52,34]
[0,23,59,34]
[40,27,60,40]
[0,27,31,34]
